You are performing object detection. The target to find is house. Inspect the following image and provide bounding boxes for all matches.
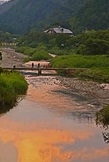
[44,26,73,34]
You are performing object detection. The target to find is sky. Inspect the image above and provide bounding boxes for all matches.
[0,0,10,1]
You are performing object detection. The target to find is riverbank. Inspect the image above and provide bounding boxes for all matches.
[0,48,28,108]
[1,47,109,108]
[58,76,109,108]
[0,72,28,108]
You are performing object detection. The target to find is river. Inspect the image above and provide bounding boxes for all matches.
[0,71,109,162]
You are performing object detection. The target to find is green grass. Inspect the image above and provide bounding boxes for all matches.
[51,54,109,68]
[79,68,109,83]
[0,71,28,107]
[16,46,52,61]
[51,54,109,82]
[16,46,109,82]
[31,50,52,61]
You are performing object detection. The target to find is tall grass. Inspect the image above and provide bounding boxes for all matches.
[0,71,28,107]
[51,54,109,82]
[51,54,109,68]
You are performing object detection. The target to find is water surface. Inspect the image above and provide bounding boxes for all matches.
[0,75,108,162]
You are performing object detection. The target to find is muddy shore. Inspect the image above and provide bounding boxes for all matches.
[1,48,109,108]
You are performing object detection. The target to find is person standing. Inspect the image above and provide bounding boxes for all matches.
[32,62,34,69]
[37,63,41,75]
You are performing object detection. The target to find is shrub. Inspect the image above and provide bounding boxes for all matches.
[15,46,27,53]
[96,105,109,128]
[23,48,36,56]
[31,50,52,61]
[77,38,109,55]
[0,72,28,107]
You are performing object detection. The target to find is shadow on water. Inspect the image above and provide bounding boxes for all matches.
[53,89,101,107]
[0,104,14,115]
[45,89,102,123]
[53,89,87,102]
[0,97,24,116]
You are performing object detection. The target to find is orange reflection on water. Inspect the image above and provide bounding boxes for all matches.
[0,75,108,162]
[27,83,81,112]
[0,117,108,162]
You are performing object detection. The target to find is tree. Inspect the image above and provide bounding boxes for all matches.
[77,38,109,55]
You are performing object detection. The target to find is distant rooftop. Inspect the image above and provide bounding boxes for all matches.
[44,26,73,34]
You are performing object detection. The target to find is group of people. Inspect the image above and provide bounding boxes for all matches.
[31,62,50,75]
[32,62,50,69]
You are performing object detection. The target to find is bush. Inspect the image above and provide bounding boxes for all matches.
[23,48,36,56]
[77,38,109,55]
[96,105,109,128]
[31,50,52,61]
[15,46,27,53]
[0,72,28,107]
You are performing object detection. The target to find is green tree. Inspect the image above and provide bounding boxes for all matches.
[77,38,109,55]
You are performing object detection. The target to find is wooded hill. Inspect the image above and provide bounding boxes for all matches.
[71,0,109,34]
[0,0,109,34]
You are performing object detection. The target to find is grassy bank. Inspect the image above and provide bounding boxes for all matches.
[51,54,109,83]
[96,105,109,128]
[0,71,28,107]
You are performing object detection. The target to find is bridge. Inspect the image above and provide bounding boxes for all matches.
[2,66,87,75]
[3,67,85,70]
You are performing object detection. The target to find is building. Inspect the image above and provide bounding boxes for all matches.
[44,26,73,34]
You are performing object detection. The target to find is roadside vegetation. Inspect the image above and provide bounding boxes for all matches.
[0,70,28,108]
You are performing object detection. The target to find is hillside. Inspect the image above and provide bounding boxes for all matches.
[70,0,109,34]
[0,0,87,34]
[0,0,19,15]
[0,0,108,34]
